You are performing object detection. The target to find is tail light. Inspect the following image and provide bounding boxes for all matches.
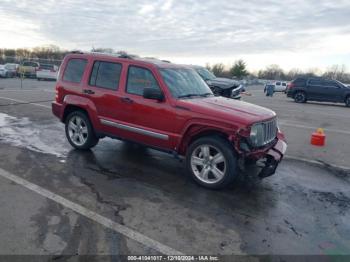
[287,83,295,89]
[55,86,59,102]
[55,85,63,103]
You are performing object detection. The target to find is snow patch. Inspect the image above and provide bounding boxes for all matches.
[0,112,68,157]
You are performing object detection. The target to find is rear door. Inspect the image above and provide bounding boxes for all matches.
[82,59,127,136]
[306,79,323,100]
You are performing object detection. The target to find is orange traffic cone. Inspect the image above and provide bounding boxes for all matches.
[311,128,326,146]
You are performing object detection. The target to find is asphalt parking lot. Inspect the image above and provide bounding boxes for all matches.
[0,78,349,258]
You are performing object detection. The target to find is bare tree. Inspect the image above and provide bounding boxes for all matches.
[258,64,285,80]
[323,64,347,81]
[211,63,225,76]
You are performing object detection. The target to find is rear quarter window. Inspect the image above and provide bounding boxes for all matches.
[63,58,87,83]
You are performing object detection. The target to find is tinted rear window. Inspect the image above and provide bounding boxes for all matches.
[292,78,306,86]
[63,59,87,83]
[89,61,122,90]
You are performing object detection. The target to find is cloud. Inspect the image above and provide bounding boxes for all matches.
[0,0,350,70]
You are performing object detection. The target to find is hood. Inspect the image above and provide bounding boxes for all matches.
[206,77,239,89]
[176,96,276,126]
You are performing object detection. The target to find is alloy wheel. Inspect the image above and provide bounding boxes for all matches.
[68,116,88,146]
[295,92,305,103]
[190,144,226,184]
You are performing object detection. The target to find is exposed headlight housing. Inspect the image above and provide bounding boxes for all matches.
[250,123,264,147]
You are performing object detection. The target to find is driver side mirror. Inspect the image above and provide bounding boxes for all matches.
[143,87,164,101]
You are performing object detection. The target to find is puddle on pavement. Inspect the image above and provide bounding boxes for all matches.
[0,112,68,157]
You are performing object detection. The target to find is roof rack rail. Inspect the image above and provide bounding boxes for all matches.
[89,51,137,59]
[70,50,84,54]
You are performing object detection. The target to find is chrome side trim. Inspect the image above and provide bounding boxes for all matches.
[100,119,169,141]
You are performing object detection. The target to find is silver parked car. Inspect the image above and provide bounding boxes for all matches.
[0,63,18,78]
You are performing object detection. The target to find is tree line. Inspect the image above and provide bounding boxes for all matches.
[0,45,67,62]
[1,46,349,83]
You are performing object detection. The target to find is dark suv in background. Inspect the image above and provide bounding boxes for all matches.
[287,77,350,107]
[189,65,243,99]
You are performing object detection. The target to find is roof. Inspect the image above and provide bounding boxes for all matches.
[68,51,188,69]
[186,64,206,69]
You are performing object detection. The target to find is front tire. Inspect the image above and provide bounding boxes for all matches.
[346,96,350,107]
[294,91,307,103]
[186,136,238,189]
[65,111,99,150]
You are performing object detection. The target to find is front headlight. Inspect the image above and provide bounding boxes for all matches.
[250,123,264,147]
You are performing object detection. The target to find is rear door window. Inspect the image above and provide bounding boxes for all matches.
[126,66,160,96]
[63,58,87,83]
[89,61,122,90]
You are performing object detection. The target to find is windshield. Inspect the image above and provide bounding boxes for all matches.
[160,68,213,98]
[335,80,346,87]
[195,68,216,81]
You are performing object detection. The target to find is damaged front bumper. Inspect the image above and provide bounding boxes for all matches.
[258,139,287,178]
[236,137,287,179]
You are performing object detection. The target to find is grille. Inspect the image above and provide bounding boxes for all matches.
[261,118,277,146]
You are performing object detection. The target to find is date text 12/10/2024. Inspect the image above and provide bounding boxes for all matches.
[127,256,219,261]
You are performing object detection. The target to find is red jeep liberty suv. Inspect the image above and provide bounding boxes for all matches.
[52,52,287,189]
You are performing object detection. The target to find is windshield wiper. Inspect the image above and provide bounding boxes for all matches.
[177,94,201,99]
[199,92,213,97]
[178,93,213,99]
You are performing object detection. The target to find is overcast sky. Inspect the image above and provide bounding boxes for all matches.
[1,0,350,71]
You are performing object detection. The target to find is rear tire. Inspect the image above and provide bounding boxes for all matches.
[65,111,99,150]
[294,91,307,103]
[186,136,238,189]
